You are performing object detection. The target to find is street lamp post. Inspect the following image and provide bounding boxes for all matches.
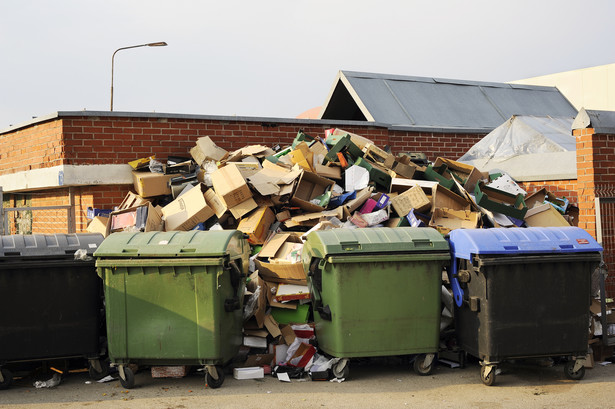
[110,41,167,111]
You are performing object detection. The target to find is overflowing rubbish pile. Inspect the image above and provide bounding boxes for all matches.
[85,128,582,381]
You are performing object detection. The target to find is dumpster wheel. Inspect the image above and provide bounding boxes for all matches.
[332,359,349,379]
[88,359,109,381]
[0,367,13,390]
[480,365,496,386]
[413,354,435,376]
[564,360,586,381]
[206,365,225,389]
[119,365,135,389]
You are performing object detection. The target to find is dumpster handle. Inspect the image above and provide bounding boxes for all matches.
[224,260,243,312]
[308,258,332,321]
[449,257,464,307]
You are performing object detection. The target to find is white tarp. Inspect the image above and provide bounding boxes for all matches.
[458,115,576,182]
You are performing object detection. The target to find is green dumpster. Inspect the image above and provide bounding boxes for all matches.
[94,230,248,389]
[302,227,449,378]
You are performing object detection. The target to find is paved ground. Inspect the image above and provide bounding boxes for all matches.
[1,358,614,409]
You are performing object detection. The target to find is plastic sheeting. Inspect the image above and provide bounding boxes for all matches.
[458,115,577,182]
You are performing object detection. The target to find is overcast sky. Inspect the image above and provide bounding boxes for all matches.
[1,0,614,130]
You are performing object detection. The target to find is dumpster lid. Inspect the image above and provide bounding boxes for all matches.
[0,233,104,258]
[304,227,449,258]
[93,230,244,258]
[448,227,603,260]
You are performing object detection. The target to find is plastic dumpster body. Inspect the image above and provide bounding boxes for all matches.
[448,227,602,386]
[302,227,450,378]
[0,233,106,390]
[94,230,248,389]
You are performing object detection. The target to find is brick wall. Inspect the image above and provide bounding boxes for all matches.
[0,120,64,174]
[574,127,615,296]
[58,116,484,166]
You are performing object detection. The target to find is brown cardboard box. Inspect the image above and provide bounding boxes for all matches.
[432,184,471,211]
[87,216,109,237]
[256,233,306,285]
[290,171,335,213]
[238,206,276,245]
[391,185,431,216]
[429,208,480,235]
[524,203,570,227]
[161,184,215,231]
[107,203,163,235]
[433,157,486,192]
[211,163,253,208]
[131,171,174,198]
[203,188,227,218]
[190,136,228,165]
[229,198,258,219]
[118,191,150,210]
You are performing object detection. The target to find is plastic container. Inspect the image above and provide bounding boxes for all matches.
[302,227,450,378]
[94,230,248,389]
[0,233,106,390]
[448,227,602,386]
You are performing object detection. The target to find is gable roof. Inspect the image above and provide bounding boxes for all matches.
[319,70,577,133]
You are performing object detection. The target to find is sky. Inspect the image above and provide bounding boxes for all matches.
[1,0,614,130]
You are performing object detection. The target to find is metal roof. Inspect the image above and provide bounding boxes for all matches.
[319,71,578,132]
[572,108,615,134]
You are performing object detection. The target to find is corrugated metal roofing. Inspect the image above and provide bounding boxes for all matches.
[320,71,578,132]
[572,108,615,134]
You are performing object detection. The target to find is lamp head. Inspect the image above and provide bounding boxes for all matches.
[147,42,167,47]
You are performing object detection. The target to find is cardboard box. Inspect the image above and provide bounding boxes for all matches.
[391,185,431,216]
[429,208,481,235]
[243,354,274,368]
[275,284,310,302]
[132,171,174,198]
[229,197,258,219]
[524,203,570,227]
[211,163,253,208]
[433,157,486,192]
[238,206,276,245]
[108,203,163,235]
[203,188,227,218]
[432,184,470,211]
[118,191,150,210]
[161,184,215,231]
[234,367,265,380]
[87,216,109,237]
[474,182,528,220]
[190,136,228,165]
[290,171,335,212]
[256,233,306,285]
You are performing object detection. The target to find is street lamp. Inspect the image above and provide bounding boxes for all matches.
[110,42,168,111]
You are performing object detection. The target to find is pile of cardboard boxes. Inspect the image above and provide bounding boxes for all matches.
[86,128,584,378]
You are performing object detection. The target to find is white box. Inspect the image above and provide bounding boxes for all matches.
[233,367,264,380]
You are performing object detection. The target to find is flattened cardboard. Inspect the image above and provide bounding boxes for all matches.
[429,208,480,235]
[161,184,215,231]
[238,206,276,245]
[243,354,274,368]
[132,171,174,197]
[190,136,228,165]
[290,171,335,212]
[263,314,282,338]
[391,185,431,216]
[211,163,253,208]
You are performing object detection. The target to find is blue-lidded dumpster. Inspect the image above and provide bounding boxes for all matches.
[448,227,602,386]
[0,234,106,389]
